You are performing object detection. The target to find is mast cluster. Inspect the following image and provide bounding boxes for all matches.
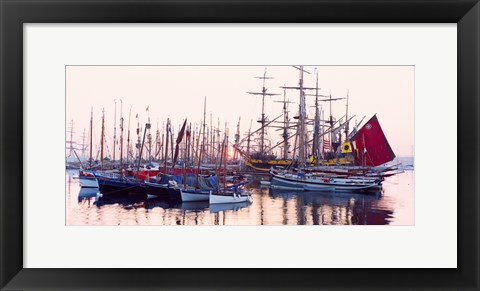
[67,66,360,173]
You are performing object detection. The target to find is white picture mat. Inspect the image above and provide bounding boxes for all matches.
[24,24,457,268]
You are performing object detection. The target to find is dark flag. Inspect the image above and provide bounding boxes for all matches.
[172,119,187,169]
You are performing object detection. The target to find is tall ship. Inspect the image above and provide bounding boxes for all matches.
[270,66,397,192]
[236,66,396,173]
[234,69,293,172]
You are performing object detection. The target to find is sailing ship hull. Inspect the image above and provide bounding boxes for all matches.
[271,174,334,191]
[245,158,292,172]
[270,172,381,192]
[130,170,161,180]
[97,178,170,198]
[180,189,210,202]
[79,175,99,188]
[259,180,271,186]
[167,187,182,201]
[304,164,400,179]
[209,191,251,204]
[127,168,204,180]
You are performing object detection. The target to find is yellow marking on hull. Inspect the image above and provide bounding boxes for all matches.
[245,161,271,172]
[309,157,353,166]
[249,159,292,166]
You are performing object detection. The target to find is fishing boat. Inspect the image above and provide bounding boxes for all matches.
[209,190,251,204]
[95,172,170,197]
[79,170,99,188]
[176,172,221,202]
[126,166,203,181]
[180,188,211,202]
[270,170,381,192]
[74,109,101,188]
[199,97,253,204]
[162,113,216,202]
[209,139,252,204]
[171,174,217,202]
[95,120,175,199]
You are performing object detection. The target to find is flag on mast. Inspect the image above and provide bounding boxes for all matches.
[323,139,330,151]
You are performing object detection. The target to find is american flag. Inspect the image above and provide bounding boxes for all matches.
[323,139,330,151]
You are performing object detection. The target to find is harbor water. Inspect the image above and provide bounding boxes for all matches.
[66,169,414,226]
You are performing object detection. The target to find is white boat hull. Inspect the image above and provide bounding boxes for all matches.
[210,201,250,213]
[270,172,381,192]
[79,176,98,188]
[180,189,210,202]
[209,192,251,204]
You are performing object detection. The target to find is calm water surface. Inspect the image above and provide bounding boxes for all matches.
[66,170,414,225]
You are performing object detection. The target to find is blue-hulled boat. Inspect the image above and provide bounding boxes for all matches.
[95,172,170,198]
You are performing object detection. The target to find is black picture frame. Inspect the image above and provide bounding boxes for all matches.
[1,0,479,290]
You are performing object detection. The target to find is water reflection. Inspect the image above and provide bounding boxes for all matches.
[267,188,391,225]
[67,170,414,225]
[209,201,251,213]
[78,187,98,199]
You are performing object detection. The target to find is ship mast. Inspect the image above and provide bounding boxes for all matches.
[247,68,279,156]
[127,106,131,166]
[187,122,191,165]
[164,118,170,173]
[89,108,93,169]
[201,97,207,166]
[100,109,105,171]
[344,90,349,139]
[146,106,151,164]
[136,113,141,167]
[223,123,228,193]
[283,86,290,160]
[298,67,306,169]
[234,117,241,160]
[136,122,151,178]
[281,66,312,170]
[306,91,345,155]
[246,120,252,157]
[119,100,124,172]
[155,125,160,162]
[313,68,320,165]
[113,99,117,164]
[210,112,213,162]
[66,120,76,159]
[80,128,87,161]
[195,97,207,191]
[281,66,330,170]
[272,85,293,160]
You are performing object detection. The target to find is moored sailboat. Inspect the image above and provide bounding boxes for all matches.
[210,125,252,204]
[79,170,99,188]
[270,170,381,192]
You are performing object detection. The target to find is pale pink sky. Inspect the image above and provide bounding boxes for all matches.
[66,66,414,159]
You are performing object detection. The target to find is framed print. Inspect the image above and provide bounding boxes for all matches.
[1,0,479,290]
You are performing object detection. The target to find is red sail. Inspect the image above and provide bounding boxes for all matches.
[351,115,395,166]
